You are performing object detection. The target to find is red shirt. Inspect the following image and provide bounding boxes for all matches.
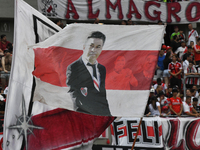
[168,61,182,79]
[169,97,182,114]
[0,41,10,51]
[194,45,200,61]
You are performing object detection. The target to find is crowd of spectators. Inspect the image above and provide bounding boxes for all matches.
[0,34,12,131]
[145,22,200,117]
[0,34,12,90]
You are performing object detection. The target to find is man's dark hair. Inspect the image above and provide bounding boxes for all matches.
[189,61,194,64]
[1,34,6,40]
[157,20,163,24]
[158,91,164,97]
[172,88,178,93]
[157,78,161,85]
[190,89,195,93]
[172,54,178,58]
[4,49,11,54]
[186,96,191,100]
[197,38,200,42]
[187,45,192,49]
[53,19,61,24]
[88,31,106,45]
[121,20,127,25]
[151,96,158,110]
[7,43,12,49]
[186,53,190,57]
[160,49,164,52]
[193,97,198,102]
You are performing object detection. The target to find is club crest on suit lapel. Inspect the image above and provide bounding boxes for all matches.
[80,87,88,97]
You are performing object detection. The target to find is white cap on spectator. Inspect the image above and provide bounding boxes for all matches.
[150,88,155,93]
[4,87,8,95]
[0,95,5,101]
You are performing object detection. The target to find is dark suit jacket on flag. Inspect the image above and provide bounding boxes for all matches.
[67,58,111,116]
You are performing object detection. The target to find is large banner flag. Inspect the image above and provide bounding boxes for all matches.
[4,0,113,150]
[38,0,200,23]
[31,24,165,117]
[111,117,200,150]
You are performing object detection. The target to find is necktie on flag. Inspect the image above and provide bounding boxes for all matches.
[87,63,99,91]
[4,0,114,150]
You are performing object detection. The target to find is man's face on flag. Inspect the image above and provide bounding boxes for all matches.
[114,56,125,71]
[144,55,157,71]
[83,38,103,64]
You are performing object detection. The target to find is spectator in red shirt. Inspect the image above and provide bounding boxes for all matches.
[168,55,182,89]
[169,88,183,116]
[0,35,10,51]
[193,38,200,66]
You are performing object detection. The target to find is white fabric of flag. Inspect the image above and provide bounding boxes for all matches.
[31,24,165,117]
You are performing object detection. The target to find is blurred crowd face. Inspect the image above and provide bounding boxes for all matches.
[193,101,198,107]
[197,40,200,45]
[186,97,191,104]
[168,87,172,93]
[190,41,194,47]
[1,36,6,42]
[121,21,126,25]
[94,18,99,24]
[188,62,193,69]
[5,51,11,57]
[186,89,191,96]
[157,85,162,92]
[193,86,197,91]
[181,42,186,47]
[188,47,192,53]
[172,55,177,62]
[127,20,133,25]
[189,55,193,61]
[159,50,164,56]
[114,56,126,72]
[174,27,179,32]
[144,55,157,71]
[173,91,178,97]
[188,24,193,30]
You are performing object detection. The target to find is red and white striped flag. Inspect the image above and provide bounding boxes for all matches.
[32,24,165,117]
[4,0,114,150]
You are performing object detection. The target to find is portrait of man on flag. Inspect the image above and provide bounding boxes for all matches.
[66,31,111,116]
[32,24,165,117]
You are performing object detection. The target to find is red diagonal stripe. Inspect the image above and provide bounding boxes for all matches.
[93,79,99,88]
